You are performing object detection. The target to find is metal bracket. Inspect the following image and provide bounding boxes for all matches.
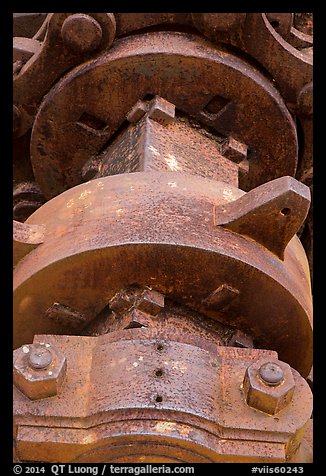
[214,176,310,259]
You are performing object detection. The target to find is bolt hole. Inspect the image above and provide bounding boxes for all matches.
[270,20,280,29]
[155,395,163,403]
[204,94,230,115]
[280,207,291,216]
[155,369,163,377]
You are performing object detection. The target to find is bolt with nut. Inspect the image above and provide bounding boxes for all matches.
[13,342,67,400]
[243,358,295,415]
[61,14,103,54]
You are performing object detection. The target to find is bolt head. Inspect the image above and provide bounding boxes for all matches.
[13,343,67,400]
[243,358,295,415]
[61,14,103,54]
[259,362,284,386]
[28,345,53,370]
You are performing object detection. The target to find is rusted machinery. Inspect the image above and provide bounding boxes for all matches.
[13,13,313,463]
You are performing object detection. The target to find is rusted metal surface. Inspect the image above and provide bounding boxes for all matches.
[14,331,312,463]
[88,96,240,187]
[13,181,45,222]
[13,342,67,400]
[13,13,116,138]
[214,176,310,259]
[61,14,104,54]
[13,37,42,63]
[45,303,88,329]
[228,330,253,349]
[13,14,313,268]
[13,220,45,267]
[289,418,313,463]
[243,358,295,414]
[13,13,47,38]
[241,14,312,110]
[84,286,241,346]
[13,13,312,153]
[29,32,298,199]
[13,12,313,463]
[191,13,246,35]
[110,286,165,316]
[13,172,312,376]
[294,13,313,36]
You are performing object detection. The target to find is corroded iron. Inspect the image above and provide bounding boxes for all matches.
[14,331,312,463]
[13,342,67,400]
[214,176,310,259]
[29,32,298,198]
[13,172,312,376]
[243,358,295,414]
[13,219,45,267]
[13,12,313,463]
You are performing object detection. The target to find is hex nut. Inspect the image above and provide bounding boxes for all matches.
[243,358,295,415]
[13,343,67,400]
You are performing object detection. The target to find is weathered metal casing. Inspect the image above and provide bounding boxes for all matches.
[14,172,312,377]
[14,330,312,463]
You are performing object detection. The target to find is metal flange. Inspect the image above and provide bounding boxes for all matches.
[30,32,298,199]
